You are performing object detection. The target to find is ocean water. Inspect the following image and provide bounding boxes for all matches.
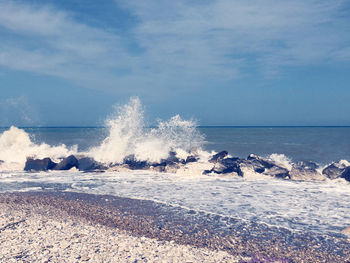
[0,98,349,237]
[5,126,349,165]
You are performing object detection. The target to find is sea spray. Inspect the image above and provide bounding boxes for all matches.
[0,126,76,171]
[89,97,205,164]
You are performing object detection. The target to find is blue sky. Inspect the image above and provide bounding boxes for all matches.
[0,0,350,126]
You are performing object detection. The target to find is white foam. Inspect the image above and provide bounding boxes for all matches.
[88,97,204,164]
[268,153,293,170]
[0,126,77,171]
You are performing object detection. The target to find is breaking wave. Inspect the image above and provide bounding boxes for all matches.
[0,126,76,171]
[88,97,204,164]
[0,97,204,171]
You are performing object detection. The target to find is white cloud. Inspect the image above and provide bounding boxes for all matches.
[0,0,349,94]
[0,1,132,90]
[119,0,350,76]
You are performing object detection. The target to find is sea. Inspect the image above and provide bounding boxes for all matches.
[0,98,349,238]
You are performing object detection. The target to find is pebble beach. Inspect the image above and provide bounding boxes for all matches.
[0,191,349,263]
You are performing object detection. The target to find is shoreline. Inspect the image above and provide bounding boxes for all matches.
[0,191,349,262]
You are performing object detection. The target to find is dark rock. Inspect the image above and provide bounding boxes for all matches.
[240,155,290,179]
[341,167,350,182]
[185,156,198,164]
[322,162,347,179]
[219,157,240,166]
[123,155,149,170]
[289,161,323,181]
[220,157,243,176]
[153,152,182,168]
[24,158,57,171]
[246,154,275,171]
[78,157,106,171]
[54,155,79,170]
[296,161,319,170]
[204,157,243,176]
[264,166,290,179]
[209,151,228,163]
[165,151,180,164]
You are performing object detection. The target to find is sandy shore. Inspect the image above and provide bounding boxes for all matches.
[0,192,349,262]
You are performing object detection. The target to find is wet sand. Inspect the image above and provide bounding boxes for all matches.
[0,191,349,262]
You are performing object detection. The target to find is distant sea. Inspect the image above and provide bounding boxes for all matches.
[2,126,349,165]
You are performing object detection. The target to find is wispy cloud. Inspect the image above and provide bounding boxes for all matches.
[0,0,349,93]
[121,0,350,73]
[0,1,131,89]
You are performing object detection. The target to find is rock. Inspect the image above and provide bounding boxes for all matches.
[322,161,349,179]
[54,155,79,170]
[78,157,106,171]
[296,161,319,170]
[204,157,242,176]
[289,161,324,181]
[209,151,228,163]
[246,154,275,171]
[341,167,350,182]
[263,166,290,179]
[185,156,198,164]
[24,158,57,171]
[240,155,290,179]
[152,152,182,170]
[220,157,243,175]
[167,151,180,163]
[123,155,149,170]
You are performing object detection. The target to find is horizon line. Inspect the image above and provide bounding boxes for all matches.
[1,125,350,129]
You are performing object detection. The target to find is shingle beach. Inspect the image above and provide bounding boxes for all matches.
[0,191,349,262]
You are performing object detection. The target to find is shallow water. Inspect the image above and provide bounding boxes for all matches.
[0,99,349,238]
[0,170,349,237]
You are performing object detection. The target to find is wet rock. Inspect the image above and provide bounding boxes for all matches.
[240,155,290,179]
[185,156,198,164]
[239,154,274,174]
[209,151,228,163]
[163,152,180,165]
[263,166,290,179]
[341,167,350,182]
[24,158,57,171]
[322,162,347,179]
[123,155,149,170]
[152,152,182,170]
[204,157,242,176]
[78,157,106,172]
[54,155,79,170]
[246,154,275,171]
[290,161,324,181]
[297,161,319,170]
[220,157,243,175]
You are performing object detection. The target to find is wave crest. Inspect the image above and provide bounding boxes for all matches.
[89,97,204,164]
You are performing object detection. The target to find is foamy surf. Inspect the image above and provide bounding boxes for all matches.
[88,97,204,164]
[0,97,349,185]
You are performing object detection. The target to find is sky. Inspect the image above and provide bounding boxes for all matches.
[0,0,350,126]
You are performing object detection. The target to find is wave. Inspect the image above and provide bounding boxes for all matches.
[0,126,76,171]
[0,97,349,184]
[0,97,204,171]
[88,97,204,164]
